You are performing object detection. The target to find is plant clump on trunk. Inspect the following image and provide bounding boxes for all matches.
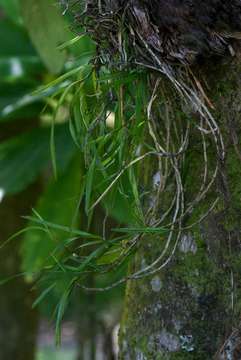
[60,0,241,281]
[57,2,241,358]
[59,0,241,286]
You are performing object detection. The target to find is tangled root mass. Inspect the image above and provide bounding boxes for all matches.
[76,0,241,67]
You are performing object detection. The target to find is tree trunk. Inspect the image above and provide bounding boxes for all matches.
[119,59,241,359]
[0,183,40,360]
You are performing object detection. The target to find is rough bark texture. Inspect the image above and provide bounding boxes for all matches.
[0,183,39,360]
[119,60,241,359]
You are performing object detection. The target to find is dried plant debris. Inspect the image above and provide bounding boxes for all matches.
[71,0,241,67]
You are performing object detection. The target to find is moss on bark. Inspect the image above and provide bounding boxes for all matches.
[119,60,241,359]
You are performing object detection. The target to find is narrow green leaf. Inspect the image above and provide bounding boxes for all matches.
[23,217,100,239]
[75,243,110,273]
[32,283,56,308]
[55,279,75,345]
[113,227,169,234]
[85,156,96,214]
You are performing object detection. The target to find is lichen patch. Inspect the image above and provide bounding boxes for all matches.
[150,276,162,292]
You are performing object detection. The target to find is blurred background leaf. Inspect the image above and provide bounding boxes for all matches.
[21,155,82,276]
[0,124,77,195]
[0,1,125,358]
[0,0,22,24]
[20,0,72,73]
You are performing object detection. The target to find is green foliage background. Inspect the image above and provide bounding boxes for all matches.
[0,0,131,344]
[0,0,169,346]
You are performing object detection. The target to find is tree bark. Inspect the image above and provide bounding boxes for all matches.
[0,183,40,360]
[119,59,241,359]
